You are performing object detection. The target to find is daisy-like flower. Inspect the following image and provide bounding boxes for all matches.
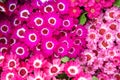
[6,0,17,13]
[62,17,74,30]
[42,2,55,13]
[73,72,92,80]
[12,26,27,40]
[45,12,61,29]
[75,25,88,39]
[41,37,57,57]
[1,70,18,80]
[24,29,40,48]
[86,29,99,43]
[11,42,29,59]
[107,48,117,58]
[104,62,116,74]
[93,58,103,69]
[27,70,46,80]
[40,26,53,38]
[64,60,82,77]
[104,7,118,22]
[0,20,11,35]
[98,50,109,61]
[3,53,19,71]
[28,53,46,69]
[56,0,69,14]
[28,12,45,29]
[112,56,120,66]
[55,42,68,57]
[16,4,32,20]
[44,59,64,78]
[85,3,101,19]
[97,73,109,80]
[83,50,95,65]
[68,6,82,18]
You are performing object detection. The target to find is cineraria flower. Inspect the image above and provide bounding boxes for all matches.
[85,3,101,19]
[97,73,109,80]
[6,0,17,13]
[64,60,82,77]
[40,26,53,38]
[24,29,40,48]
[1,70,18,80]
[27,70,46,80]
[42,2,56,13]
[54,42,68,57]
[62,17,74,30]
[0,20,11,35]
[104,62,116,74]
[45,12,61,29]
[16,4,32,20]
[56,0,69,14]
[28,53,45,69]
[41,37,57,57]
[104,7,118,22]
[3,53,19,70]
[68,6,82,18]
[11,42,29,59]
[44,59,64,78]
[28,12,45,29]
[73,72,92,80]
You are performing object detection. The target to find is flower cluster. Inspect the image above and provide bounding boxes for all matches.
[0,0,120,80]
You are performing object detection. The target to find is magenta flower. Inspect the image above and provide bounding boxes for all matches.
[11,42,29,59]
[64,60,82,77]
[85,3,102,19]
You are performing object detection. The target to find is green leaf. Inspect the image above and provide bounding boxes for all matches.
[79,12,87,25]
[92,76,98,80]
[61,56,70,63]
[114,0,120,7]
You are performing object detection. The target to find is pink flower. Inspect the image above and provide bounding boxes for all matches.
[73,72,92,80]
[27,12,45,30]
[44,12,62,29]
[3,53,19,71]
[11,42,29,59]
[0,52,5,67]
[41,37,58,57]
[68,6,82,18]
[0,20,11,36]
[1,70,18,80]
[28,53,46,69]
[27,70,46,80]
[85,3,102,19]
[56,0,69,14]
[24,29,40,48]
[101,0,115,8]
[43,59,64,78]
[64,60,82,77]
[97,73,109,80]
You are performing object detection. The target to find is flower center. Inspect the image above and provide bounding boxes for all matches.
[44,5,53,13]
[1,25,8,33]
[51,66,58,73]
[99,28,106,35]
[63,20,70,27]
[20,10,29,18]
[34,18,43,26]
[9,60,16,68]
[6,73,14,80]
[19,68,28,77]
[58,47,64,53]
[58,2,65,11]
[29,33,37,42]
[46,41,54,50]
[91,8,95,13]
[117,33,120,38]
[48,17,56,25]
[89,33,96,39]
[9,3,16,11]
[109,24,116,30]
[16,47,24,55]
[76,29,83,36]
